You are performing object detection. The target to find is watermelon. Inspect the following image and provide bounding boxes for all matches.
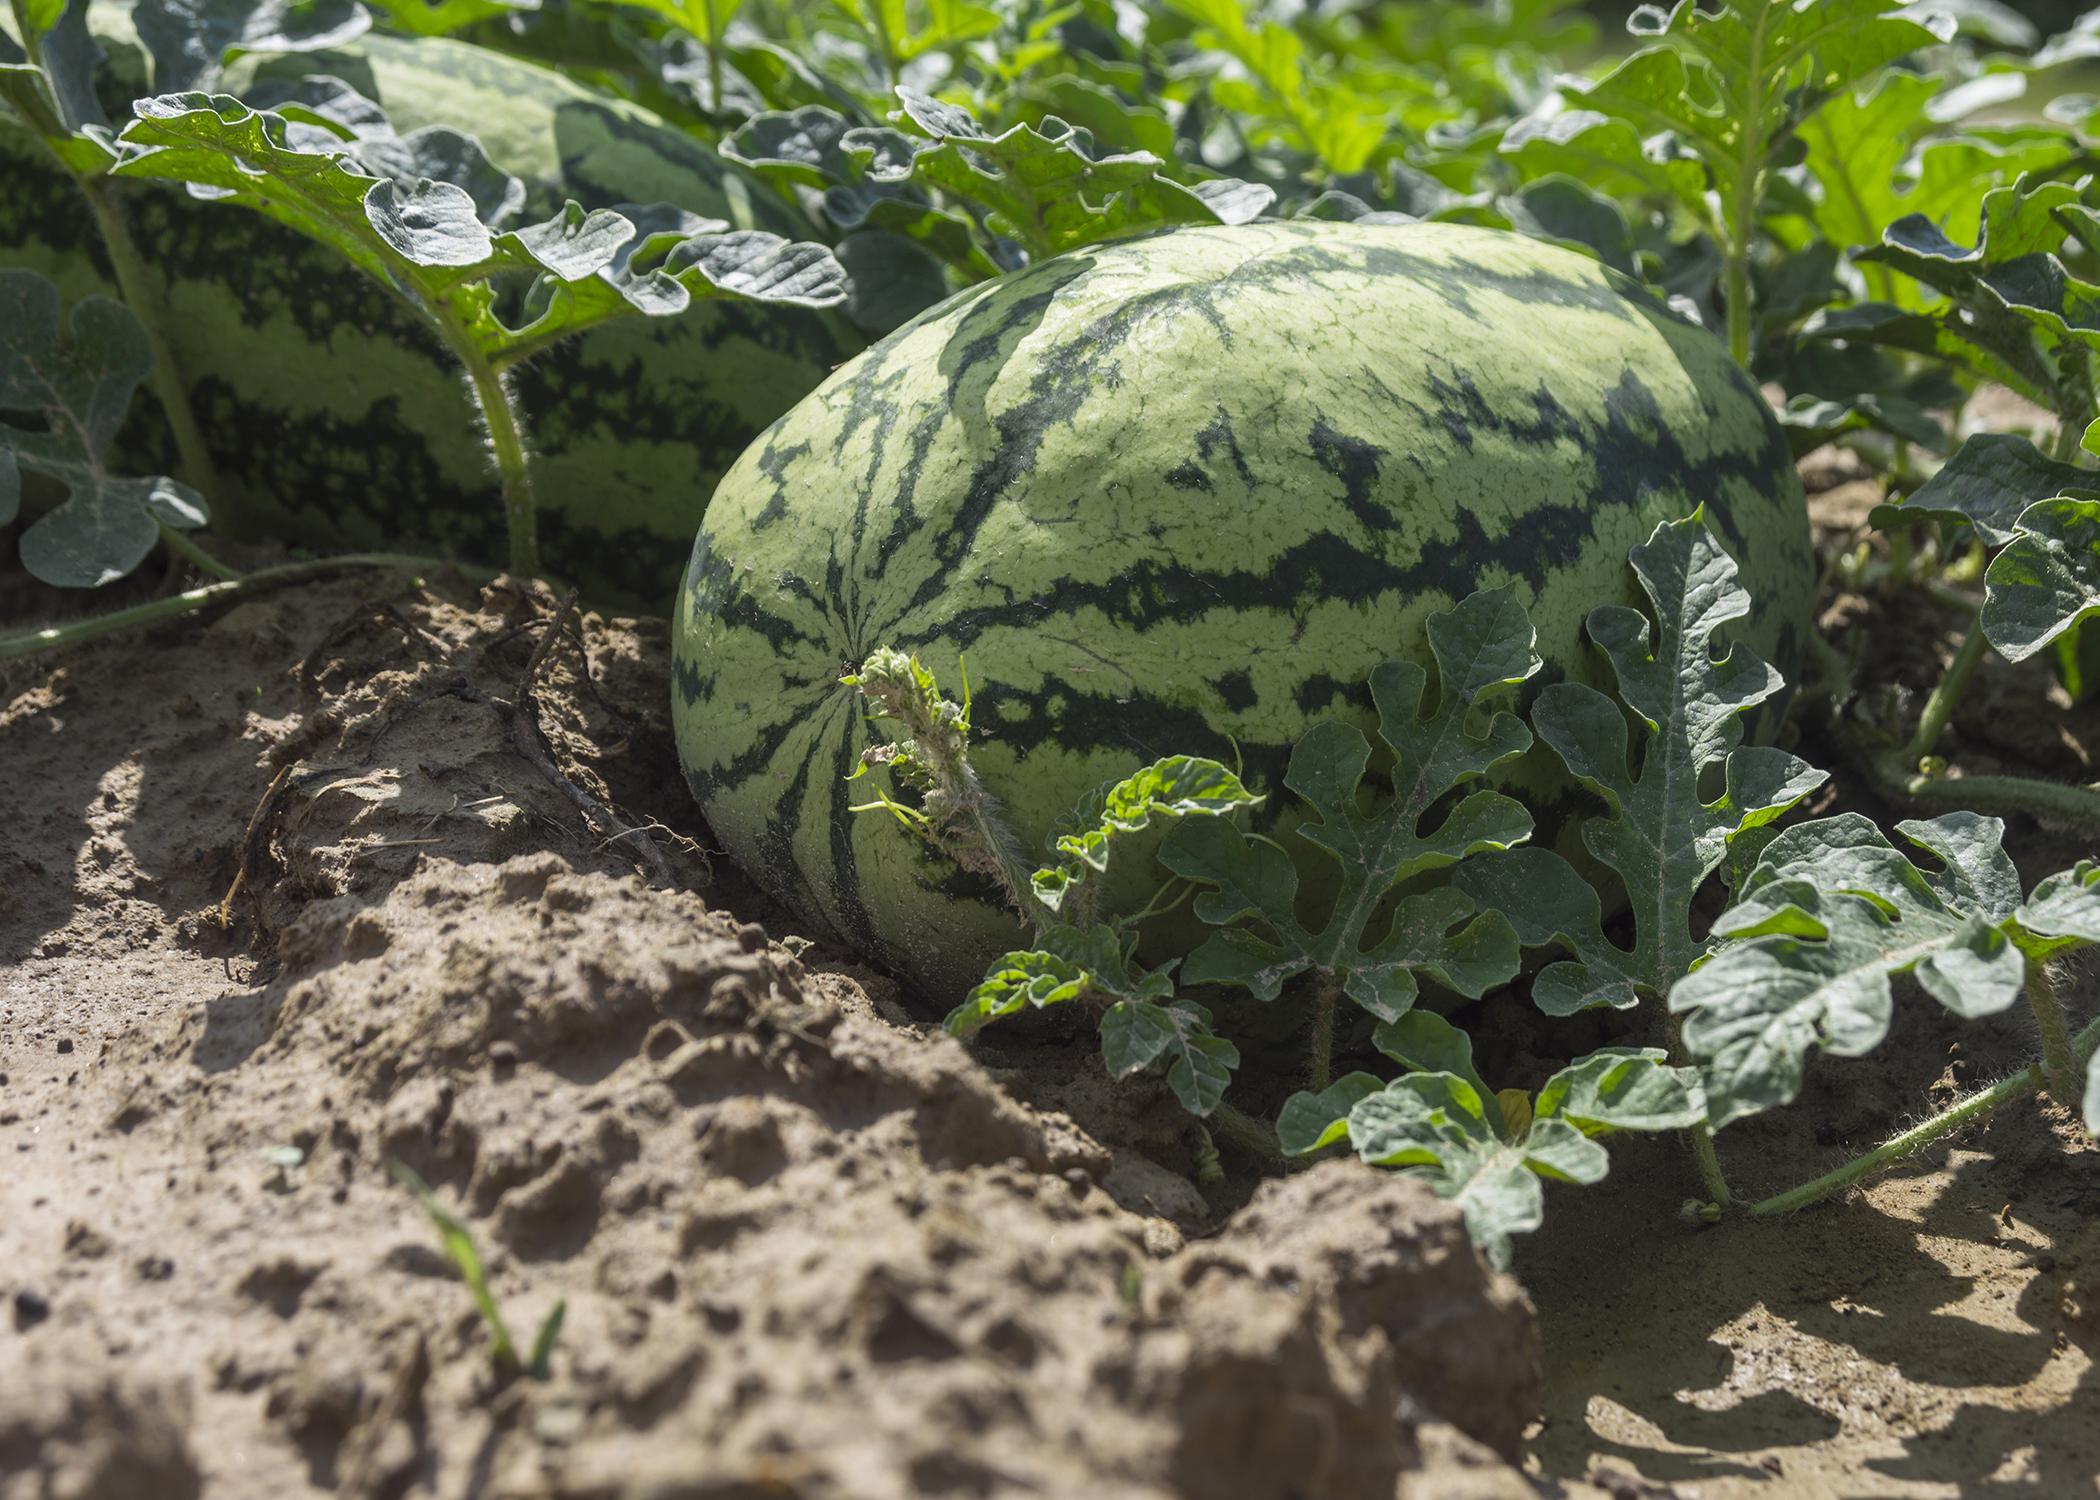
[671,219,1815,1000]
[0,9,859,605]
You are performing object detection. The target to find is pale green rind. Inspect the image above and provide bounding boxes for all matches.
[672,220,1813,1000]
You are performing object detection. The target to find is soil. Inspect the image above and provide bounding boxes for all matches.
[3,463,2097,1498]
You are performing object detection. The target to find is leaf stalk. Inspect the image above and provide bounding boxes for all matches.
[80,179,226,501]
[456,341,542,578]
[2026,966,2079,1110]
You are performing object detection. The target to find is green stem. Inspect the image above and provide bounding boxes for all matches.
[2048,407,2089,464]
[1307,974,1340,1092]
[456,343,540,578]
[0,553,457,661]
[1904,615,1990,762]
[701,0,724,118]
[81,180,225,500]
[1207,1100,1284,1164]
[1687,1123,1734,1211]
[1747,1013,2100,1218]
[1671,1022,1733,1208]
[2027,967,2079,1109]
[1886,528,1912,591]
[1724,237,1753,369]
[156,524,242,582]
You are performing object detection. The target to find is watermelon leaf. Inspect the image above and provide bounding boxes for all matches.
[1274,1071,1383,1156]
[1494,513,1824,1013]
[132,0,369,92]
[1165,0,1386,174]
[0,270,209,588]
[1034,756,1259,918]
[1571,0,1941,362]
[725,105,994,277]
[1980,498,2100,664]
[1674,812,2100,1126]
[1100,995,1239,1116]
[356,0,538,36]
[1855,177,2100,423]
[1160,586,1540,1026]
[1869,433,2091,546]
[1533,1048,1707,1136]
[1368,1009,1494,1106]
[1334,1071,1607,1270]
[1281,1030,1701,1267]
[0,0,119,173]
[115,93,848,366]
[879,87,1274,263]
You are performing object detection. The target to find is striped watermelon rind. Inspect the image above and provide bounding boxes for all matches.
[672,219,1815,1000]
[0,7,860,605]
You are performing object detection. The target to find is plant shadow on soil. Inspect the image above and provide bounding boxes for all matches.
[3,457,2100,1499]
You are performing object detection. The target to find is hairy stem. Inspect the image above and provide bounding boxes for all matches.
[1905,616,1990,762]
[1885,767,2100,832]
[457,344,540,578]
[2027,966,2080,1110]
[1307,974,1341,1092]
[81,180,225,500]
[0,553,460,660]
[1748,1011,2100,1216]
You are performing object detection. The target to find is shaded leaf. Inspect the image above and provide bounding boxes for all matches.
[133,0,370,92]
[1369,1009,1493,1105]
[1872,433,2091,547]
[1101,996,1237,1115]
[0,270,207,588]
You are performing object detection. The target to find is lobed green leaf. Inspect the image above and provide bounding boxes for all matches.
[1515,514,1824,1011]
[1161,587,1538,1024]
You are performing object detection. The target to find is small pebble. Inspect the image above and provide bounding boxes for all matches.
[55,1039,72,1055]
[12,1290,49,1330]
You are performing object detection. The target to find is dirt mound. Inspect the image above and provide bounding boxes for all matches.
[0,578,1551,1500]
